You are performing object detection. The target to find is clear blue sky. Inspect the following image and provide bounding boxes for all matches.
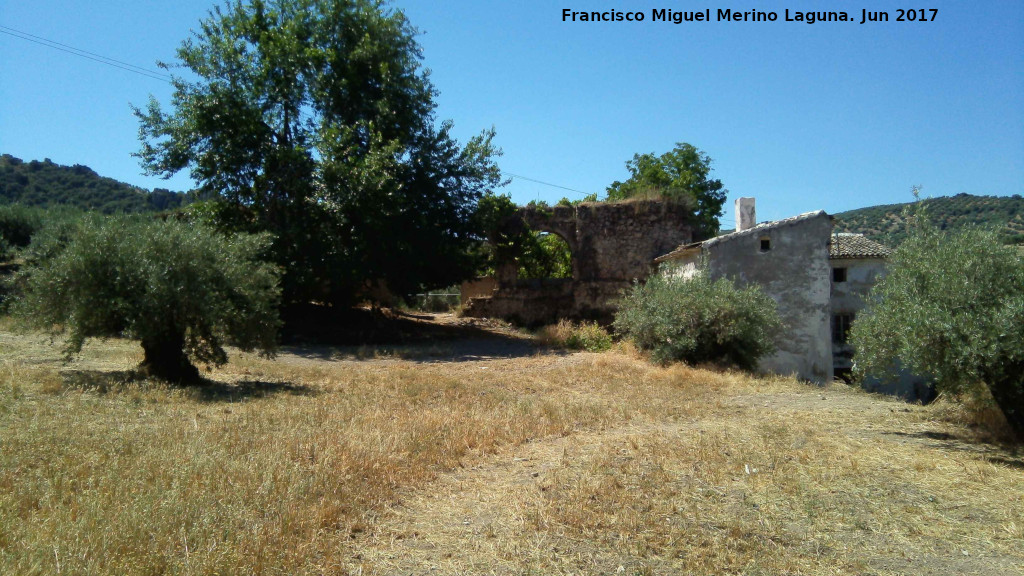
[1,0,1021,225]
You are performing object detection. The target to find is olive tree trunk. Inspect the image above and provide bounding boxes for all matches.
[988,376,1024,440]
[140,332,200,383]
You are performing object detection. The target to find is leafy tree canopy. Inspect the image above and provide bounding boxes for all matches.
[850,220,1024,437]
[606,143,727,239]
[135,0,503,306]
[17,216,280,382]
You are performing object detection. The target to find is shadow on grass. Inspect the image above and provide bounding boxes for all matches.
[278,304,565,364]
[279,337,560,364]
[885,429,1022,464]
[60,369,316,402]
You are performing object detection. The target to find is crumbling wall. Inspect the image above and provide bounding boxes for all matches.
[463,200,693,325]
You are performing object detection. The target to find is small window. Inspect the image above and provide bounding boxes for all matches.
[832,313,854,344]
[759,238,771,252]
[833,267,847,282]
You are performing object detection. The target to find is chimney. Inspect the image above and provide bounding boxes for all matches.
[735,197,756,232]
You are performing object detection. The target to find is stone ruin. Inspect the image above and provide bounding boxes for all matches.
[462,200,694,325]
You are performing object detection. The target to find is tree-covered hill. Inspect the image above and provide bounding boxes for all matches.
[0,154,190,213]
[832,193,1024,245]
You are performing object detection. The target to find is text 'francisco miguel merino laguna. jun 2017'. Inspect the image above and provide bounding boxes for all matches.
[561,8,939,25]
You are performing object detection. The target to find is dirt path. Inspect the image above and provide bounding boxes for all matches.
[346,375,1023,575]
[353,420,689,575]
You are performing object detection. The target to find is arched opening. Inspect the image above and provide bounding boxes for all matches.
[517,230,573,280]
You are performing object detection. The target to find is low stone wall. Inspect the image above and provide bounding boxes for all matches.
[460,277,498,301]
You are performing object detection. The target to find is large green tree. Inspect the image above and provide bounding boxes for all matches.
[135,0,502,306]
[17,216,280,382]
[850,223,1024,437]
[606,143,727,239]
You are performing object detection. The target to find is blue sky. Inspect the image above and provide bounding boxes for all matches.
[1,0,1021,225]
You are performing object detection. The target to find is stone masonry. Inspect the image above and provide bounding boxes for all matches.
[462,200,694,325]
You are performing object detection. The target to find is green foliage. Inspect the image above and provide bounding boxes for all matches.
[16,216,280,381]
[471,193,522,276]
[0,154,190,213]
[135,0,503,306]
[614,271,781,369]
[850,222,1024,436]
[18,207,87,268]
[518,232,572,279]
[0,203,45,251]
[471,193,573,280]
[606,143,727,239]
[557,194,598,206]
[0,205,85,311]
[833,192,1024,246]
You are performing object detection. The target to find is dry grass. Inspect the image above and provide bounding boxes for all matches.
[1,326,1022,575]
[535,319,614,352]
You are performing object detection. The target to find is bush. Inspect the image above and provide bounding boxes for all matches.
[16,215,281,382]
[537,319,613,352]
[614,271,781,369]
[0,203,45,252]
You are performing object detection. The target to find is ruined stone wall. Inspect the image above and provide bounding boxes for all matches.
[519,200,695,282]
[463,200,694,325]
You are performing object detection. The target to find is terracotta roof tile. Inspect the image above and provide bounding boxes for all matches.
[829,233,891,259]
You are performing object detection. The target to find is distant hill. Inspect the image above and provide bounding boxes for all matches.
[833,193,1024,246]
[0,154,190,213]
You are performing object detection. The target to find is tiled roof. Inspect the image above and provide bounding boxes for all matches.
[704,210,828,248]
[653,241,703,263]
[829,233,892,259]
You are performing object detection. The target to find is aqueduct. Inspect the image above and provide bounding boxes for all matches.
[462,200,695,325]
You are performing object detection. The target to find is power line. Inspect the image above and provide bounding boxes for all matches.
[501,171,596,198]
[0,25,172,83]
[0,25,646,206]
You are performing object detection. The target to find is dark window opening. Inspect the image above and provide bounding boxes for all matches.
[833,267,847,282]
[759,238,771,252]
[832,313,854,344]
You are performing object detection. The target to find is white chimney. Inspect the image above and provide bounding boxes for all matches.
[735,197,756,232]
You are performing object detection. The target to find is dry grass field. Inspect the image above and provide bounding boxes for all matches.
[1,315,1022,575]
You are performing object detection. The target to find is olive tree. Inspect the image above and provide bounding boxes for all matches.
[17,216,280,382]
[850,223,1024,437]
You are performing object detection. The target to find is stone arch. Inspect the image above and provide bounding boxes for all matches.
[519,204,583,280]
[465,200,696,325]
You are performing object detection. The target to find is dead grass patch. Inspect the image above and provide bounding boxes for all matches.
[1,326,1021,575]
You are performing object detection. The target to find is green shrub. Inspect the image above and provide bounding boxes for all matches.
[18,206,86,266]
[16,215,281,382]
[538,319,613,352]
[614,271,781,369]
[0,203,45,251]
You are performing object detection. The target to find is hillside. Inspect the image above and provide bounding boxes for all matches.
[0,154,189,213]
[833,193,1024,245]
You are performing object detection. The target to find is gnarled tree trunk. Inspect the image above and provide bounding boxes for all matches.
[988,375,1024,440]
[139,332,200,383]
